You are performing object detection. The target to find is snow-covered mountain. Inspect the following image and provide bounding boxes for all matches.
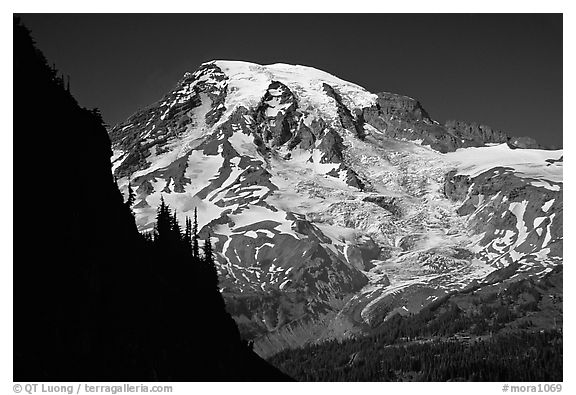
[109,60,563,357]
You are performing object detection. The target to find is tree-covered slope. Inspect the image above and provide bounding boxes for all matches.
[13,17,289,381]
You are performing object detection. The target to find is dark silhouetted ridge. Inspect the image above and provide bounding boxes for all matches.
[13,17,291,382]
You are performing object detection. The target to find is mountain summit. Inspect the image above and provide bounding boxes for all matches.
[109,60,563,357]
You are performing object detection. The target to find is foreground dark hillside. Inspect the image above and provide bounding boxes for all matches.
[13,17,289,381]
[269,266,563,381]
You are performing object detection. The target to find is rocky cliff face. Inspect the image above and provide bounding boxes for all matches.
[108,60,562,357]
[376,92,434,123]
[357,93,551,153]
[508,135,544,149]
[444,120,509,145]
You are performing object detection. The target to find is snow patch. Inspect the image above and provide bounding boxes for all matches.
[542,199,555,213]
[444,144,563,183]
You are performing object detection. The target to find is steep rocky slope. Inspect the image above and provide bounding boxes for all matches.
[14,22,288,380]
[109,60,562,357]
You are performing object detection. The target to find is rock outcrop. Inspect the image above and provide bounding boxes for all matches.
[444,120,509,145]
[360,93,550,153]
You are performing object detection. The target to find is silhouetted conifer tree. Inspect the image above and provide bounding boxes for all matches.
[203,234,212,262]
[126,180,135,211]
[203,234,218,287]
[170,211,181,241]
[90,108,105,126]
[154,196,171,244]
[184,216,192,253]
[192,207,199,258]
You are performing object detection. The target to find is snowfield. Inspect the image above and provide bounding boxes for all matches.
[444,143,563,183]
[214,60,377,128]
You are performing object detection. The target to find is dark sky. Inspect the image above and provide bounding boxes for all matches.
[19,14,563,147]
